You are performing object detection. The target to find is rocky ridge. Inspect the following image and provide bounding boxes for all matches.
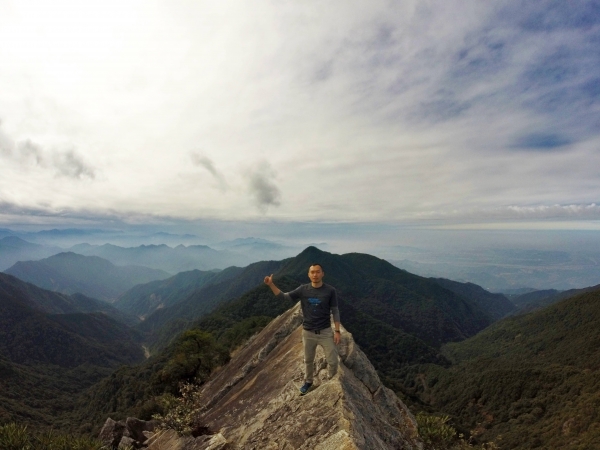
[101,303,423,449]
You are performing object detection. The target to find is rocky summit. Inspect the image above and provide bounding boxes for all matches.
[104,303,423,449]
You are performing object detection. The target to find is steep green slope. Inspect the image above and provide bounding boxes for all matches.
[137,260,286,338]
[0,354,116,430]
[5,252,170,301]
[402,287,600,449]
[114,268,239,319]
[511,284,600,315]
[0,274,145,428]
[75,329,230,435]
[431,278,516,321]
[0,296,143,368]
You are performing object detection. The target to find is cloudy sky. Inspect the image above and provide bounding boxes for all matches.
[1,0,600,234]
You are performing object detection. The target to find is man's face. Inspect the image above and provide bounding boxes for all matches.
[308,265,324,284]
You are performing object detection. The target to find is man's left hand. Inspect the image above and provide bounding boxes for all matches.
[334,331,341,345]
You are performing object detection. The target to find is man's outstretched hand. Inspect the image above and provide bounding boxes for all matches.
[264,274,274,286]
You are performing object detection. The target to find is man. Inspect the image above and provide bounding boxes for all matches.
[264,263,341,395]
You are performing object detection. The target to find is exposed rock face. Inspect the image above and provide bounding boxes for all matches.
[99,417,160,449]
[147,303,422,450]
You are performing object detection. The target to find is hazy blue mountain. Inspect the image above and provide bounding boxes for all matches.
[0,228,15,238]
[509,284,600,315]
[5,252,170,302]
[114,268,231,320]
[0,236,63,271]
[509,288,561,308]
[69,242,248,273]
[211,237,299,261]
[430,278,516,321]
[0,272,138,325]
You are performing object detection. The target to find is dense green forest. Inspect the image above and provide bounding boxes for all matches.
[399,288,600,448]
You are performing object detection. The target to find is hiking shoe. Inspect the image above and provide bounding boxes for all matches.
[299,382,313,396]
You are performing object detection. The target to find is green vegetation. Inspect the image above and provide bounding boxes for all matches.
[400,288,600,449]
[152,383,203,436]
[75,328,230,435]
[137,260,286,340]
[0,423,105,450]
[416,413,499,450]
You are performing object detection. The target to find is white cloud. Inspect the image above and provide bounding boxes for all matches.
[0,0,599,226]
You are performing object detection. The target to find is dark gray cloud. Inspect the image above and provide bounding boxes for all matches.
[17,140,45,165]
[0,124,95,179]
[190,152,228,191]
[0,124,15,157]
[52,150,96,179]
[246,164,281,213]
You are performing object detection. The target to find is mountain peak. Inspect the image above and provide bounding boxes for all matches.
[138,303,422,449]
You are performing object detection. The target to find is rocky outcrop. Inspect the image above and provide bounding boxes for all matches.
[143,303,422,450]
[99,417,160,449]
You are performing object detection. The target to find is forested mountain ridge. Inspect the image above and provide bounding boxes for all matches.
[136,259,287,338]
[114,267,242,320]
[5,252,170,301]
[131,247,503,357]
[400,286,600,448]
[0,272,136,325]
[509,284,600,315]
[0,274,145,428]
[277,247,494,347]
[0,274,143,368]
[430,278,516,320]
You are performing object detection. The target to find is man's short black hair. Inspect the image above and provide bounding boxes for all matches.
[308,263,324,271]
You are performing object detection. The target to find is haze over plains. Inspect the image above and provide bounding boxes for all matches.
[1,1,600,275]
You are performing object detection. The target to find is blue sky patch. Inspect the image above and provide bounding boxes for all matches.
[512,133,573,151]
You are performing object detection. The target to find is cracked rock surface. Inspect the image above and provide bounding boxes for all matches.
[148,303,422,450]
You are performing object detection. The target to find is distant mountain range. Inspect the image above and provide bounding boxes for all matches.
[69,243,242,273]
[0,236,63,271]
[5,252,171,302]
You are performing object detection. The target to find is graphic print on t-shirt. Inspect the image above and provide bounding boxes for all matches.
[308,297,321,312]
